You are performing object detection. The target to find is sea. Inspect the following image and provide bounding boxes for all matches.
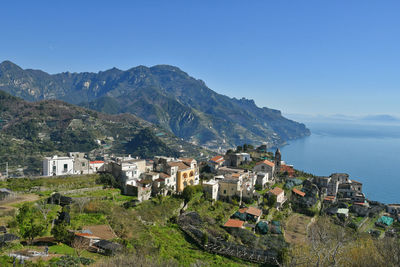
[280,118,400,204]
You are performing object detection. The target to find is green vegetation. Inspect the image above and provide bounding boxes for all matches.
[15,203,46,244]
[0,175,99,192]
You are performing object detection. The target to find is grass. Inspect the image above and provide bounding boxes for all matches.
[149,224,252,267]
[0,174,99,192]
[70,212,108,230]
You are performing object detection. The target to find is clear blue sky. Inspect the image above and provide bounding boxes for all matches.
[1,1,399,116]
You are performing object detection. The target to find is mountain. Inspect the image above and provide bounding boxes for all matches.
[0,61,310,149]
[0,90,210,175]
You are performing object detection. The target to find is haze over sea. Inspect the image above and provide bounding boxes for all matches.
[280,115,400,204]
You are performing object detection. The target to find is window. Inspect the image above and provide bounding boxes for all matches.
[183,173,188,178]
[223,190,226,194]
[189,171,194,177]
[52,166,56,172]
[63,164,68,172]
[82,162,85,167]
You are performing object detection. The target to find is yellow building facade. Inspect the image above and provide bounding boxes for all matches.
[176,168,195,192]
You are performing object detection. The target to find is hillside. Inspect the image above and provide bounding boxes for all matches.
[0,90,210,176]
[0,61,310,150]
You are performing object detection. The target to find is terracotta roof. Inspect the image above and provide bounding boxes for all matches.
[168,161,190,171]
[90,161,104,164]
[154,178,165,182]
[324,196,335,202]
[256,160,275,167]
[238,208,248,213]
[292,188,305,197]
[246,207,262,217]
[351,179,362,185]
[82,225,117,240]
[224,219,244,228]
[210,155,225,163]
[269,187,284,196]
[231,173,241,178]
[280,165,295,176]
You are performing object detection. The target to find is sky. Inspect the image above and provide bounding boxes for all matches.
[1,0,399,117]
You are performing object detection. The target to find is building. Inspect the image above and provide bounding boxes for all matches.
[253,160,275,179]
[104,156,146,194]
[255,172,269,189]
[179,158,200,185]
[225,153,251,167]
[274,149,282,174]
[89,161,105,173]
[268,187,286,208]
[0,188,14,201]
[202,179,219,200]
[43,155,74,176]
[168,160,198,192]
[126,180,152,202]
[208,155,225,172]
[69,152,89,175]
[218,178,242,202]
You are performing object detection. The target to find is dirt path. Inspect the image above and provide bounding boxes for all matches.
[284,213,312,245]
[0,193,40,212]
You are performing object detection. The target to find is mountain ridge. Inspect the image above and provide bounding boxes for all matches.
[0,60,310,149]
[0,90,210,175]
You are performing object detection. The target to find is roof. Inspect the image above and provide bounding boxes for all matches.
[280,165,295,176]
[179,158,195,165]
[324,195,336,201]
[93,239,122,251]
[351,179,362,185]
[292,188,306,197]
[256,160,275,167]
[378,216,394,226]
[269,187,284,196]
[159,172,171,179]
[210,155,225,163]
[246,207,262,217]
[0,188,12,193]
[75,233,100,239]
[238,208,248,213]
[168,161,190,171]
[231,173,241,178]
[82,225,117,240]
[90,161,104,164]
[224,219,244,228]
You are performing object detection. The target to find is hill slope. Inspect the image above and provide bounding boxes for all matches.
[0,90,210,176]
[0,61,310,149]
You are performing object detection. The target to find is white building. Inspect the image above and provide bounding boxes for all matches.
[203,179,219,200]
[43,156,74,176]
[89,161,105,173]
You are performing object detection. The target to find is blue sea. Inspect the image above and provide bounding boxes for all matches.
[280,119,400,204]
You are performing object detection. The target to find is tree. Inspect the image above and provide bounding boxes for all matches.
[51,222,71,244]
[96,173,119,188]
[35,199,53,222]
[182,186,195,204]
[74,197,90,214]
[16,203,46,244]
[268,194,277,208]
